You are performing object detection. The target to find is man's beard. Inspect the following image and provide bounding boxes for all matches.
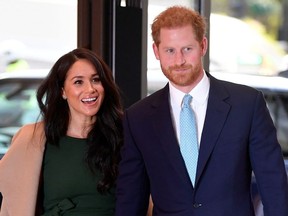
[161,63,202,87]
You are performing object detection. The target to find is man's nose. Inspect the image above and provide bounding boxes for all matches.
[175,52,186,65]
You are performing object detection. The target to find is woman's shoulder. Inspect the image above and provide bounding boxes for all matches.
[13,122,44,139]
[18,121,44,133]
[12,121,45,148]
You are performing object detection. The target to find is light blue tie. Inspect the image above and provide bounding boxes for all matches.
[180,94,199,186]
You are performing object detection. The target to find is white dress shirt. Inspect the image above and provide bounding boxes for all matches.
[169,71,210,146]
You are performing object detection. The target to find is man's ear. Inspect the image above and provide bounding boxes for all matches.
[201,37,208,57]
[152,43,160,60]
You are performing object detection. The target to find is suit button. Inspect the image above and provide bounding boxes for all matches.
[193,203,202,208]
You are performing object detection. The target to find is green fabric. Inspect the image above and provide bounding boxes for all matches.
[42,136,115,216]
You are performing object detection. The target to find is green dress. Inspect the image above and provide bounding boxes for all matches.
[42,136,115,216]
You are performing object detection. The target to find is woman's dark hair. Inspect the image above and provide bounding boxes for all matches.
[37,48,123,193]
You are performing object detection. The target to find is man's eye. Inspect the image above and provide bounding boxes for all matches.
[182,47,194,54]
[166,49,174,54]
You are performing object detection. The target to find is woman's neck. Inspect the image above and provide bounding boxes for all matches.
[66,116,96,138]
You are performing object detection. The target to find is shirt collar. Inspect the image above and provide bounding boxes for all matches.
[169,71,210,107]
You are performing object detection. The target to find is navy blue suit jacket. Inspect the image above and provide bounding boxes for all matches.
[116,73,288,216]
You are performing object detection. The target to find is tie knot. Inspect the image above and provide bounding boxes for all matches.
[183,94,192,107]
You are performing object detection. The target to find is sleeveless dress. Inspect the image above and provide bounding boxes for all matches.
[41,136,115,216]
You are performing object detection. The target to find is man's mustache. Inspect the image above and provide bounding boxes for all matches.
[169,64,192,71]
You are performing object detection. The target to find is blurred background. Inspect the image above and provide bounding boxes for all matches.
[0,0,287,76]
[0,1,288,214]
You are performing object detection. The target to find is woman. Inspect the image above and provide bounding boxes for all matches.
[0,48,123,215]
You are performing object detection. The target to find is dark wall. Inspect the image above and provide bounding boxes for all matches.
[78,0,144,108]
[114,6,142,108]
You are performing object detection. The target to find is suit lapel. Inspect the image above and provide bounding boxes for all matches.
[150,85,194,187]
[148,76,232,188]
[195,75,231,185]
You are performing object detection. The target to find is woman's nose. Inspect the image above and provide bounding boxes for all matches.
[86,82,96,92]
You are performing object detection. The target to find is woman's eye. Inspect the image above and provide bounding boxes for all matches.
[74,80,83,85]
[92,77,101,83]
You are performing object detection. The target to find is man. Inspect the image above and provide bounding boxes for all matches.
[116,6,288,216]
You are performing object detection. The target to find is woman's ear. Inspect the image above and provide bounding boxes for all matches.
[62,88,67,100]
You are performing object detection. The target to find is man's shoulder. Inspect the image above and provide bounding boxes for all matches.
[209,73,260,97]
[128,87,167,111]
[209,72,262,93]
